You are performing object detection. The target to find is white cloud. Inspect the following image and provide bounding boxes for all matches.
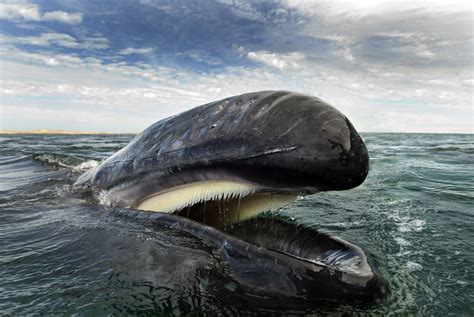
[247,51,305,70]
[0,1,39,20]
[1,32,79,48]
[119,47,154,55]
[42,10,82,24]
[216,0,266,22]
[0,1,472,133]
[0,45,80,66]
[2,43,472,133]
[175,51,222,65]
[284,0,473,42]
[371,111,471,134]
[83,36,109,50]
[284,0,472,18]
[0,1,83,24]
[0,33,109,50]
[282,0,473,67]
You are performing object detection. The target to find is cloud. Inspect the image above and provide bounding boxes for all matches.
[247,50,305,70]
[83,36,109,50]
[0,1,472,133]
[175,51,222,65]
[0,1,83,24]
[3,49,83,66]
[0,32,109,50]
[119,47,154,55]
[41,10,82,24]
[2,41,471,134]
[282,0,473,65]
[1,32,79,48]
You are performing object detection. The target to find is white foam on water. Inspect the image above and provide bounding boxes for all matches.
[406,261,423,272]
[97,190,112,207]
[398,219,426,233]
[394,236,413,257]
[72,160,99,173]
[394,237,411,247]
[34,154,70,168]
[329,220,365,229]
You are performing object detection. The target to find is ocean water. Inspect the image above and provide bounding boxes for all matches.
[0,133,472,315]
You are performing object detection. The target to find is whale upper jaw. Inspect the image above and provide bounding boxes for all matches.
[74,91,369,194]
[134,180,298,228]
[95,170,308,229]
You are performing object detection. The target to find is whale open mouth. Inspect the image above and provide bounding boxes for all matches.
[132,179,388,303]
[135,180,378,278]
[135,179,364,275]
[136,180,297,228]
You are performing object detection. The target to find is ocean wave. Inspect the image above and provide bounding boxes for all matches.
[428,146,474,154]
[32,153,99,173]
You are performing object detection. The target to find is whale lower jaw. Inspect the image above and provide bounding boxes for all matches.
[135,180,297,228]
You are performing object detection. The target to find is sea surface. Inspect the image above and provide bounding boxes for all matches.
[0,133,472,315]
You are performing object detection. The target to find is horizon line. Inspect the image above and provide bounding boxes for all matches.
[0,129,472,135]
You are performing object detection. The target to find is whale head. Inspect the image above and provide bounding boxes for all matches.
[75,91,368,227]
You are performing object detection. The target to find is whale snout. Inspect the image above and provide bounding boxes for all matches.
[304,111,369,191]
[240,93,369,192]
[317,117,369,190]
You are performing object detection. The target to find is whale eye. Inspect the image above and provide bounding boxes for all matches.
[136,180,296,228]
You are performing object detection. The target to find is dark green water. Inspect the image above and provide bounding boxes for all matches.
[0,133,472,315]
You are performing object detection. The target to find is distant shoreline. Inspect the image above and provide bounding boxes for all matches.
[0,129,471,135]
[0,129,137,135]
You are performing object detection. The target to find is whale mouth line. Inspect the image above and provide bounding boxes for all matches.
[136,180,297,228]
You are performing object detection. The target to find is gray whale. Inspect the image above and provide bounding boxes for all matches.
[75,91,388,305]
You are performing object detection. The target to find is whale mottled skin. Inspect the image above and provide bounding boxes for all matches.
[75,91,388,305]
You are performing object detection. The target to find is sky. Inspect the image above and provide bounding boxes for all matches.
[0,0,472,133]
